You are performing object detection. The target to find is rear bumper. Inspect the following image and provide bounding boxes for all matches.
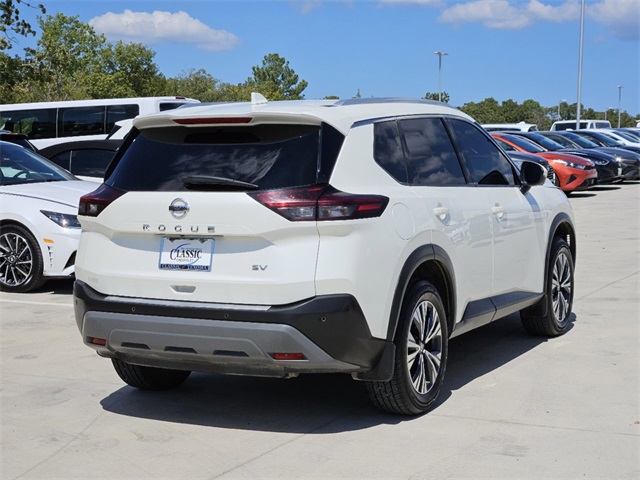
[73,280,388,377]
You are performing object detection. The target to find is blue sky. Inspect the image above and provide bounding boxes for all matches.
[15,0,640,115]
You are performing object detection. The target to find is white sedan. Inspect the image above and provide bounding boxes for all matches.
[0,141,99,292]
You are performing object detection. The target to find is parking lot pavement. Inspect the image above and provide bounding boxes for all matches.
[1,182,638,480]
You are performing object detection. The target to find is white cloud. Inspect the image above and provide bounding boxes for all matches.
[436,0,638,40]
[588,0,639,40]
[289,0,324,14]
[526,0,580,23]
[379,0,444,5]
[439,0,532,29]
[89,10,241,52]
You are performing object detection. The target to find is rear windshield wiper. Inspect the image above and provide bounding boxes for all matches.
[181,175,259,191]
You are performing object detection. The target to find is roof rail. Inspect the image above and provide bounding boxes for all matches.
[332,97,445,107]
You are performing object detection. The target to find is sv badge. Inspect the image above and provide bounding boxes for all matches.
[252,265,268,271]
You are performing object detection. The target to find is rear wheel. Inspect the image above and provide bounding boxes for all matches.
[0,225,45,293]
[521,237,574,336]
[112,359,191,390]
[367,281,448,415]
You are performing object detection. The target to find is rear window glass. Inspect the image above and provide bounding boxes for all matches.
[107,123,342,192]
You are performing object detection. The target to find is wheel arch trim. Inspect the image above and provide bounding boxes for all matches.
[385,244,456,343]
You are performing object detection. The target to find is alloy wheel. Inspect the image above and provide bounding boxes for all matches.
[551,251,572,324]
[407,300,443,395]
[0,231,34,287]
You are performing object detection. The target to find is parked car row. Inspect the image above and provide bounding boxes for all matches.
[489,128,640,193]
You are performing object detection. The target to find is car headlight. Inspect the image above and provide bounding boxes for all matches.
[40,210,82,229]
[554,160,586,170]
[592,159,609,166]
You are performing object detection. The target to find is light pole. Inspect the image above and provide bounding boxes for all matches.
[558,99,566,120]
[576,0,585,129]
[617,85,623,127]
[433,51,448,102]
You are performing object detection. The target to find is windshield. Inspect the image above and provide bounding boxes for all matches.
[0,142,76,186]
[611,131,639,143]
[545,134,576,147]
[498,135,544,153]
[524,133,564,151]
[578,131,624,147]
[560,132,599,148]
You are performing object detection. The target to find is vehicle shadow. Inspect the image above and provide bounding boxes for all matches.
[589,185,622,192]
[100,312,575,433]
[31,278,74,295]
[567,192,597,199]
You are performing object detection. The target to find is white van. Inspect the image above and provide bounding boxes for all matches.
[482,122,538,132]
[0,96,199,148]
[551,119,611,131]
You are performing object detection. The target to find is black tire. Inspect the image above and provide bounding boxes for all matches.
[367,281,449,415]
[112,359,191,390]
[0,224,46,293]
[521,237,574,336]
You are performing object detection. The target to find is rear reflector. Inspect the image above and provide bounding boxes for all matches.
[78,184,126,217]
[172,117,252,125]
[249,185,388,222]
[89,337,107,346]
[271,353,307,361]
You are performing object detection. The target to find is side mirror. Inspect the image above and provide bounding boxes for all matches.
[519,160,546,194]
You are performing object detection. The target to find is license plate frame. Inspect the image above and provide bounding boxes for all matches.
[158,238,215,271]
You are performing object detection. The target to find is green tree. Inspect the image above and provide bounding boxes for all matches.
[249,53,308,100]
[24,13,106,100]
[0,0,45,51]
[519,99,546,126]
[166,68,222,102]
[216,82,255,102]
[423,91,450,103]
[459,97,502,123]
[87,41,163,98]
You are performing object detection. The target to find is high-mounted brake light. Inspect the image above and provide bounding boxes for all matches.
[78,184,126,217]
[249,185,389,222]
[172,117,253,125]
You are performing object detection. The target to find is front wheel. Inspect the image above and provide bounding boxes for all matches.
[521,237,574,336]
[112,359,191,390]
[367,281,449,415]
[0,225,46,293]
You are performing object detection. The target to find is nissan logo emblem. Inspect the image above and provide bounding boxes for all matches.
[169,198,190,219]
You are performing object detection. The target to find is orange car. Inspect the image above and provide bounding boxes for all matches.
[492,132,597,192]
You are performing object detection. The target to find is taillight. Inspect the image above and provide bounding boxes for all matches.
[249,185,389,221]
[78,184,126,217]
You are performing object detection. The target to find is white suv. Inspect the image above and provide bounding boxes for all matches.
[74,96,576,415]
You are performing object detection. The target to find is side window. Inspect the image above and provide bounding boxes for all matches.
[59,106,106,137]
[373,121,408,183]
[399,117,466,186]
[69,149,115,178]
[106,105,139,131]
[448,119,516,186]
[48,151,71,170]
[159,102,187,111]
[0,109,56,140]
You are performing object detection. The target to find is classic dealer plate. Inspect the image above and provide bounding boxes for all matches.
[158,238,214,271]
